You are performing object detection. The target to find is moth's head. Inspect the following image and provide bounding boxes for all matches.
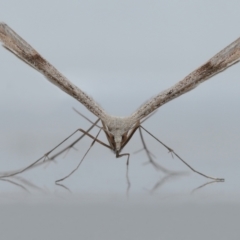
[112,132,125,152]
[103,117,136,152]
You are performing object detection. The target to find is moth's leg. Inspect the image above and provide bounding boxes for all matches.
[72,108,102,129]
[120,125,139,150]
[116,152,130,165]
[0,120,100,177]
[138,127,173,174]
[48,120,105,160]
[43,119,110,161]
[116,152,131,193]
[50,109,111,160]
[116,125,141,194]
[0,119,111,178]
[47,126,111,172]
[140,126,224,181]
[55,129,102,183]
[118,124,140,166]
[140,126,174,156]
[0,154,46,179]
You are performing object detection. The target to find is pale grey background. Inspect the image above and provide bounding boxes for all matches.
[0,1,240,239]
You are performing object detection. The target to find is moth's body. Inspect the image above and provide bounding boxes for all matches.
[0,22,240,181]
[102,116,140,153]
[102,116,130,152]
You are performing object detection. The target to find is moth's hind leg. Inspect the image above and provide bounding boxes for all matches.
[140,125,224,181]
[138,127,173,174]
[55,128,104,183]
[0,119,104,178]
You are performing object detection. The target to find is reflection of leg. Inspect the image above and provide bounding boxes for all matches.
[148,172,187,194]
[138,127,172,174]
[55,129,102,183]
[55,182,71,193]
[125,166,131,196]
[140,126,224,181]
[191,180,223,194]
[0,178,29,192]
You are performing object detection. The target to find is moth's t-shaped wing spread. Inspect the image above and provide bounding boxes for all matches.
[1,22,240,124]
[131,36,240,122]
[0,22,107,120]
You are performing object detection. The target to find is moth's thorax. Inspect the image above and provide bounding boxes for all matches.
[103,116,136,151]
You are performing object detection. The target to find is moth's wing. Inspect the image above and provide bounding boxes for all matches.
[0,23,106,119]
[132,37,240,121]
